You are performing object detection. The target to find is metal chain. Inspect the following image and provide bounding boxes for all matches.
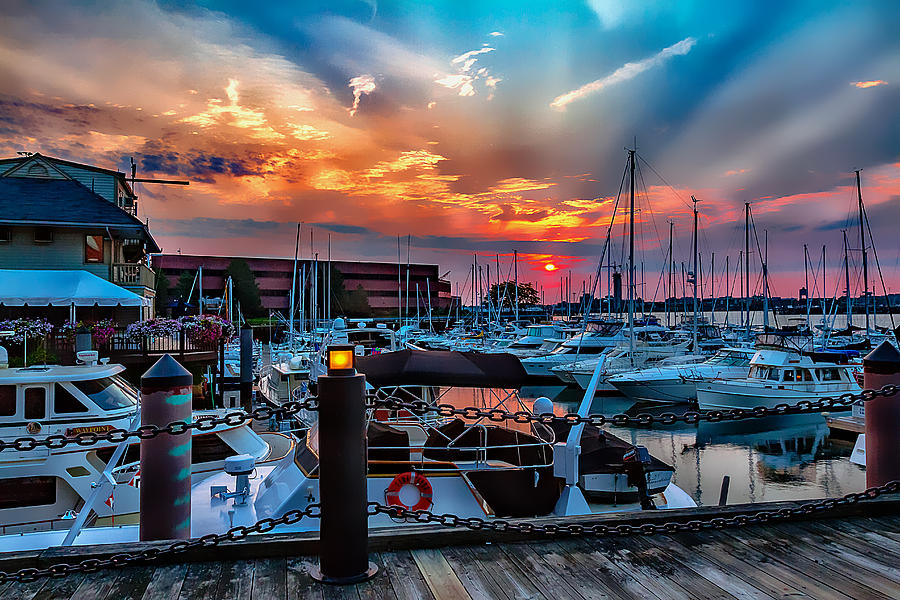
[0,398,319,452]
[0,504,321,584]
[369,480,900,535]
[367,384,897,427]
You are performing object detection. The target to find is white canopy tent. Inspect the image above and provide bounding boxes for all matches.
[0,269,149,321]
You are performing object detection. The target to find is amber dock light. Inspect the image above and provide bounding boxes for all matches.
[326,344,355,376]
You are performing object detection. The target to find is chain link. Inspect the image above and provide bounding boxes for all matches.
[368,480,900,536]
[0,503,321,584]
[0,398,319,452]
[367,384,897,428]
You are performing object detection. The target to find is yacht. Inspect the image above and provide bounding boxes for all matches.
[608,347,756,404]
[520,320,624,378]
[560,327,693,390]
[0,357,290,535]
[695,349,861,411]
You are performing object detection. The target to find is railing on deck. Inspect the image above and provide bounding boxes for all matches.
[110,263,155,289]
[46,328,221,362]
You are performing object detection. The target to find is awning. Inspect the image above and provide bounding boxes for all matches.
[0,269,145,307]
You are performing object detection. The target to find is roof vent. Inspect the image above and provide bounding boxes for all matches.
[26,162,49,178]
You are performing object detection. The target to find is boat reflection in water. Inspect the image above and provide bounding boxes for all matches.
[523,386,865,507]
[696,414,829,471]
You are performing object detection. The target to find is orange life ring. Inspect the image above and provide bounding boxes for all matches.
[384,471,433,511]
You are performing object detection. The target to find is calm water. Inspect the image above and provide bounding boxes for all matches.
[446,385,866,507]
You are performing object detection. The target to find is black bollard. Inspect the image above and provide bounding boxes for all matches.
[311,345,377,584]
[863,341,900,488]
[239,325,253,411]
[140,354,193,541]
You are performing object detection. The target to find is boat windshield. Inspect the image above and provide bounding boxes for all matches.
[584,322,622,336]
[706,351,751,366]
[71,376,138,411]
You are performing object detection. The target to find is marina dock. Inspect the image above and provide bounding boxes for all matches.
[2,496,898,599]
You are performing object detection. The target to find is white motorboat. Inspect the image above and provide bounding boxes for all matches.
[608,347,756,404]
[520,320,625,378]
[0,359,289,536]
[696,349,861,411]
[565,334,693,390]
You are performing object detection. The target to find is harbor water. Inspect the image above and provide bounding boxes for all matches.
[446,385,866,508]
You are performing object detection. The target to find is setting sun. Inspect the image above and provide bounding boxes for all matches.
[545,263,557,272]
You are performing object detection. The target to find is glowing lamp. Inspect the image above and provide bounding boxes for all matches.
[326,344,355,376]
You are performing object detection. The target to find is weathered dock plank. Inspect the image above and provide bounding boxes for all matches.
[411,548,470,600]
[2,511,900,600]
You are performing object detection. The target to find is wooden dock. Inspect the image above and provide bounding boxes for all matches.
[2,503,899,599]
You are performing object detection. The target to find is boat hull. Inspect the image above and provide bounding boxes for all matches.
[696,382,831,411]
[610,377,696,404]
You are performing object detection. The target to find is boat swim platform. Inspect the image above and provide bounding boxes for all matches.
[2,495,898,599]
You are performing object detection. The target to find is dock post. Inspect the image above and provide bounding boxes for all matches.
[863,341,900,487]
[139,354,193,541]
[239,325,253,411]
[311,344,377,584]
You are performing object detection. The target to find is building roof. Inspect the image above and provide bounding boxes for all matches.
[0,153,135,197]
[0,177,160,252]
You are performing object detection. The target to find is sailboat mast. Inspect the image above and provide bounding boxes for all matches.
[725,255,730,327]
[804,244,810,331]
[667,221,674,327]
[691,195,699,352]
[628,149,636,359]
[843,230,852,327]
[763,229,769,329]
[514,249,519,322]
[822,245,827,328]
[289,222,300,349]
[856,170,869,331]
[738,250,743,328]
[744,202,750,335]
[397,237,402,327]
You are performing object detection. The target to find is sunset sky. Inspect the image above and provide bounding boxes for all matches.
[2,0,899,303]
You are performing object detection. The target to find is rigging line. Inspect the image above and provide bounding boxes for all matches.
[634,158,667,264]
[862,201,895,329]
[636,153,693,211]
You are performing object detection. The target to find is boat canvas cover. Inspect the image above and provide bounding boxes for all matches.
[0,269,145,306]
[356,349,528,389]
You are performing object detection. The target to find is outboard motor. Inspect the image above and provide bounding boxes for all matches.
[623,445,656,510]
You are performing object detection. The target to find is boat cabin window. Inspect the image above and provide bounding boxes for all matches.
[71,377,136,411]
[783,370,795,382]
[54,384,89,414]
[24,387,46,420]
[819,368,841,381]
[799,369,814,382]
[767,369,780,381]
[0,476,56,509]
[0,385,14,416]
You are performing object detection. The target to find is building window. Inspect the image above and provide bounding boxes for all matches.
[85,235,104,263]
[0,228,10,243]
[33,227,53,244]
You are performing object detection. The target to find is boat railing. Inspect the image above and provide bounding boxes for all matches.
[369,442,554,471]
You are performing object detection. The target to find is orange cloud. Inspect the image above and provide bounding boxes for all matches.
[851,80,887,88]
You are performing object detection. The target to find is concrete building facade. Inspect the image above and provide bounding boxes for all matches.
[152,254,452,316]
